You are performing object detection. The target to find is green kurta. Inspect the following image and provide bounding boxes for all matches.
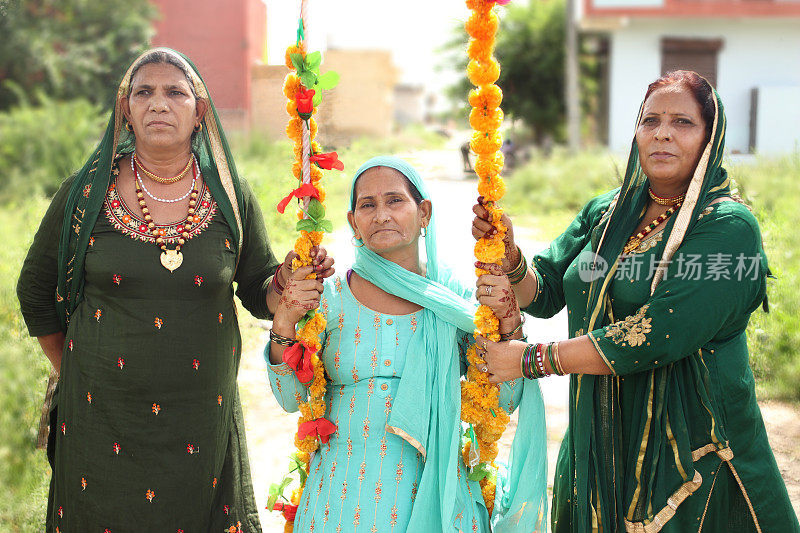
[18,158,279,532]
[525,191,798,532]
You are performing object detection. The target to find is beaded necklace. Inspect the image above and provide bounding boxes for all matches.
[133,158,200,271]
[132,156,196,204]
[622,203,681,255]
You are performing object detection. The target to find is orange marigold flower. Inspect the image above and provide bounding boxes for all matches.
[285,44,306,69]
[467,57,501,86]
[465,10,499,41]
[283,74,302,100]
[468,38,494,62]
[469,85,503,110]
[474,153,504,180]
[466,0,495,12]
[470,130,502,155]
[475,236,506,265]
[286,118,303,141]
[478,175,507,202]
[469,106,504,134]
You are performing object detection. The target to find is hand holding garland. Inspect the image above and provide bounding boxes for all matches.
[473,200,539,309]
[474,263,522,337]
[269,265,324,366]
[267,248,334,317]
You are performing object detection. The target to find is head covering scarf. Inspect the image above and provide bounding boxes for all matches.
[55,47,245,329]
[569,81,753,529]
[349,156,547,531]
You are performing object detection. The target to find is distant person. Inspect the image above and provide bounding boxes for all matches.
[17,47,332,531]
[265,156,547,532]
[472,71,799,531]
[461,140,474,172]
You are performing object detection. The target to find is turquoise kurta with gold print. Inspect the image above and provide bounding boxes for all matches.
[267,274,524,532]
[525,191,798,532]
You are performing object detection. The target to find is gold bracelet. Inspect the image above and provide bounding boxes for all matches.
[270,329,295,347]
[553,341,565,375]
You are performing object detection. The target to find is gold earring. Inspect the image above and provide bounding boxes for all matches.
[194,123,203,133]
[351,236,365,248]
[125,122,133,132]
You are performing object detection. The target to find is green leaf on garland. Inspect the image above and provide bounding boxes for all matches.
[467,462,492,482]
[267,476,292,509]
[306,51,322,71]
[318,219,334,233]
[317,71,340,91]
[290,53,304,72]
[288,453,308,485]
[312,91,323,107]
[307,198,325,220]
[297,310,315,329]
[296,218,316,233]
[299,71,317,89]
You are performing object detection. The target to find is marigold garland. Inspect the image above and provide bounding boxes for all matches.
[460,0,511,517]
[269,22,342,532]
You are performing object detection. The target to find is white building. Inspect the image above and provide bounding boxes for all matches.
[578,0,800,154]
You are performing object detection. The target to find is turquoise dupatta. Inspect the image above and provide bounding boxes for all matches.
[349,156,548,531]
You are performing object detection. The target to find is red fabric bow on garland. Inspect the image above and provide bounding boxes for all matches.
[282,340,315,383]
[297,417,338,444]
[310,152,344,171]
[271,501,298,522]
[276,183,321,214]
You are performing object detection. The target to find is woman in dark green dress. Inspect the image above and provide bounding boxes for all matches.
[17,48,330,532]
[473,71,799,531]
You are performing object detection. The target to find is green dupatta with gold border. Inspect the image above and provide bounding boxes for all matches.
[561,86,752,530]
[55,48,245,330]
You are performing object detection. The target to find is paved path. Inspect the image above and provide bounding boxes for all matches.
[237,148,799,530]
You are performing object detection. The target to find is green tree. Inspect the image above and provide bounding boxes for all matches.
[0,0,156,110]
[446,0,599,143]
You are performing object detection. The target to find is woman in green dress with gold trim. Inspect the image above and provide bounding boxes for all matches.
[472,71,798,531]
[16,48,331,532]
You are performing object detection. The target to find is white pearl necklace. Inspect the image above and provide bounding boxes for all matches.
[131,155,198,203]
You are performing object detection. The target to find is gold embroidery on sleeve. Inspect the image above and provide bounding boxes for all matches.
[604,304,651,347]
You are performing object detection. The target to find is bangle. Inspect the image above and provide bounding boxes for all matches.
[547,342,558,376]
[535,343,551,378]
[272,272,285,296]
[553,341,565,375]
[499,314,525,340]
[270,329,295,347]
[507,247,528,285]
[521,344,535,379]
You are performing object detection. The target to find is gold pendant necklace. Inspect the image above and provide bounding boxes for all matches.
[160,249,184,272]
[132,155,199,271]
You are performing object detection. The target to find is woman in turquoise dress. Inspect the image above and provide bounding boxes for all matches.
[17,48,331,532]
[474,71,799,531]
[266,156,548,532]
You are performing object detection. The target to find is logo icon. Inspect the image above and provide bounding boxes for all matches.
[577,251,609,282]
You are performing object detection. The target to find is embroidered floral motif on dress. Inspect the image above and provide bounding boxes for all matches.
[604,304,652,346]
[104,163,216,245]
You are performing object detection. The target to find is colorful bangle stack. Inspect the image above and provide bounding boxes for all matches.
[270,329,295,347]
[521,342,566,379]
[506,246,528,285]
[499,314,525,341]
